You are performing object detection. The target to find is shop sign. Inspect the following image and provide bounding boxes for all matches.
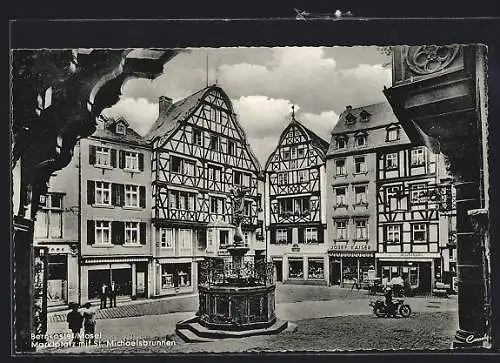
[330,243,374,251]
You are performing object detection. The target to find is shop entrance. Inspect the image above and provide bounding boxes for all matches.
[47,254,67,305]
[330,260,341,285]
[273,260,283,282]
[88,268,132,300]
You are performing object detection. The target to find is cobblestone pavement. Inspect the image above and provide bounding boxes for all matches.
[48,284,433,323]
[39,311,458,353]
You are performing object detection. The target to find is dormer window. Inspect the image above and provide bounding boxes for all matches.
[336,136,347,149]
[116,123,126,135]
[386,125,400,142]
[345,113,356,125]
[360,110,371,122]
[355,134,367,147]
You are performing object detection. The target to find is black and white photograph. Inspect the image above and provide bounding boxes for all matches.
[9,18,495,354]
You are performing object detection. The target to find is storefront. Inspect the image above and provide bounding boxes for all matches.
[42,244,79,306]
[375,253,441,294]
[281,255,328,285]
[81,258,150,302]
[328,251,375,287]
[154,258,198,296]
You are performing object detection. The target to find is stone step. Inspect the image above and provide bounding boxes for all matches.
[182,319,289,339]
[176,328,215,343]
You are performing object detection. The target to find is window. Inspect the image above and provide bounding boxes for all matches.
[298,170,308,183]
[276,229,288,243]
[336,136,347,149]
[411,148,425,166]
[227,140,235,156]
[354,185,367,205]
[192,129,203,146]
[184,160,195,177]
[411,183,428,204]
[308,259,324,279]
[355,220,368,240]
[219,230,229,247]
[335,220,348,240]
[278,172,289,185]
[169,190,196,210]
[282,150,290,160]
[233,171,242,185]
[209,135,219,151]
[244,200,252,216]
[304,227,318,243]
[116,123,126,135]
[293,197,310,214]
[360,110,371,122]
[345,113,356,125]
[243,232,249,245]
[386,185,405,210]
[297,147,306,158]
[385,153,398,170]
[207,165,222,181]
[412,223,427,243]
[179,229,191,250]
[279,199,293,214]
[355,135,367,147]
[386,127,400,141]
[210,196,225,214]
[34,194,63,239]
[96,147,110,166]
[160,228,173,248]
[125,185,139,207]
[354,156,367,173]
[242,173,251,187]
[289,259,304,279]
[95,221,111,245]
[125,222,140,244]
[124,152,139,170]
[386,225,401,244]
[95,182,111,205]
[171,156,182,173]
[335,187,347,207]
[335,159,346,176]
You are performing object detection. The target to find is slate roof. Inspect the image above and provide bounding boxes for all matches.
[331,102,399,135]
[91,117,148,147]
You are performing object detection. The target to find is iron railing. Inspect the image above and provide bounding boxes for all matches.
[199,259,274,287]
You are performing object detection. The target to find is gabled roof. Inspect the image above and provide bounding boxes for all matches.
[265,117,329,170]
[145,84,262,173]
[331,102,399,135]
[145,86,212,142]
[91,117,147,146]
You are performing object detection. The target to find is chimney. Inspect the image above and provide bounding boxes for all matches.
[159,96,173,115]
[346,105,352,110]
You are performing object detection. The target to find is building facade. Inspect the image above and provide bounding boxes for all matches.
[33,154,80,307]
[326,102,456,292]
[80,117,153,303]
[265,113,329,285]
[146,85,265,297]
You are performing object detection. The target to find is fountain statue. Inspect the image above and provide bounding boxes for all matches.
[175,187,290,342]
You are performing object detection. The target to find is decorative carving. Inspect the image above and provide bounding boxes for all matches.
[406,45,460,75]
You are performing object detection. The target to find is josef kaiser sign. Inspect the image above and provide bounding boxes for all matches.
[331,243,374,251]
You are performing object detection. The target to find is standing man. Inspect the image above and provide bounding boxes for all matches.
[108,281,118,307]
[81,302,98,345]
[66,303,84,345]
[99,283,108,309]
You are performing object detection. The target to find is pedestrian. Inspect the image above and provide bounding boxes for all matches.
[351,277,360,290]
[390,274,404,297]
[66,303,84,345]
[384,286,395,317]
[81,302,98,345]
[108,281,118,307]
[99,283,108,309]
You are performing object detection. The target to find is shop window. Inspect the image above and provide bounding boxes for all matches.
[289,259,303,279]
[161,263,191,289]
[308,259,324,280]
[342,259,358,283]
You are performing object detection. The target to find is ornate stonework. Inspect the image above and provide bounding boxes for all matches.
[406,45,460,75]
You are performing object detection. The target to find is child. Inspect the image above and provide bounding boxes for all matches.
[66,303,84,345]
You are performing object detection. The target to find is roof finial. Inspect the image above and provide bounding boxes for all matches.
[205,52,209,87]
[291,104,296,120]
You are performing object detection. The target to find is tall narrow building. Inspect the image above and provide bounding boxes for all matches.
[264,109,329,285]
[326,102,456,293]
[146,85,265,297]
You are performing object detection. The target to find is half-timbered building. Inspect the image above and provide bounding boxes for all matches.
[146,85,265,297]
[326,102,455,293]
[265,109,329,285]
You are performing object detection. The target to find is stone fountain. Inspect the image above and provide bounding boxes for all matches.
[175,187,289,342]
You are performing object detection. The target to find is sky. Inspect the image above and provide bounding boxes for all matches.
[102,47,391,165]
